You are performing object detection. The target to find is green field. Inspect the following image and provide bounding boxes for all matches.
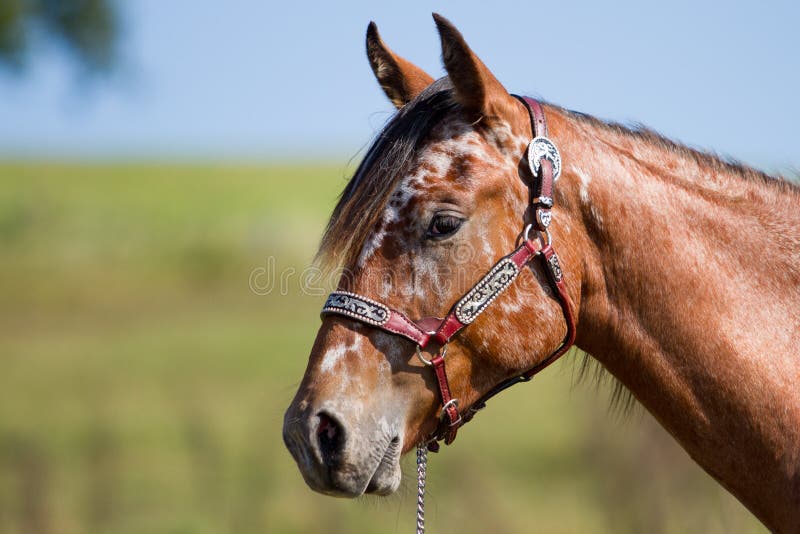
[0,162,765,533]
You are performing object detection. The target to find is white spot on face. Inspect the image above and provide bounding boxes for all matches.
[499,294,523,314]
[358,227,387,267]
[319,343,346,374]
[378,273,392,300]
[476,221,496,260]
[320,336,363,374]
[417,150,451,179]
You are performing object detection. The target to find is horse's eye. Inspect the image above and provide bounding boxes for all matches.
[426,214,464,239]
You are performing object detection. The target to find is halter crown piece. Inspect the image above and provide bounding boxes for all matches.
[320,97,576,533]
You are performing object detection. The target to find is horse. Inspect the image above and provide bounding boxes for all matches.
[283,14,800,532]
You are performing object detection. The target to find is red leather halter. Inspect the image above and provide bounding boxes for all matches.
[321,96,576,451]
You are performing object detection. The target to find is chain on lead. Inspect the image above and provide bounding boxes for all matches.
[416,443,427,534]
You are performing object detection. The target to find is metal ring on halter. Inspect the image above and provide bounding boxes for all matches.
[542,228,552,247]
[440,398,461,425]
[416,345,447,366]
[523,224,553,248]
[523,223,533,242]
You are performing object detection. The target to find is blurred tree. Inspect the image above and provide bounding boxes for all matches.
[0,0,119,75]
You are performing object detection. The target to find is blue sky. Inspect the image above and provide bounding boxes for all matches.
[0,0,797,172]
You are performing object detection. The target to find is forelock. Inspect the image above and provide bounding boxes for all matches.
[316,78,460,271]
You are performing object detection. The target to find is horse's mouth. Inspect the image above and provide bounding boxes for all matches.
[364,435,402,495]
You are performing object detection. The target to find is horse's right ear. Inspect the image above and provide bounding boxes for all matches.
[366,22,434,109]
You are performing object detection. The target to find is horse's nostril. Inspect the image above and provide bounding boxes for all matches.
[317,412,344,468]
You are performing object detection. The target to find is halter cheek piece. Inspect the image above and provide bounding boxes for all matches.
[321,96,576,452]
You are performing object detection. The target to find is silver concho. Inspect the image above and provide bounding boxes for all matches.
[527,136,562,181]
[455,259,520,324]
[536,210,552,229]
[547,253,563,282]
[322,292,389,326]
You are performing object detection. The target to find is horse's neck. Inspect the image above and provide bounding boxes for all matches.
[555,113,800,529]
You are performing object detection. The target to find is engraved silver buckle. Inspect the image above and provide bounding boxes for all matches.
[527,136,562,182]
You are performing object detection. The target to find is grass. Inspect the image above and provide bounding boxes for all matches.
[0,161,765,533]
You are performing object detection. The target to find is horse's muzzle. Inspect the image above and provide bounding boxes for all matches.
[282,403,402,497]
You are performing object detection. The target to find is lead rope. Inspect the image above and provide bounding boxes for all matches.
[415,443,428,533]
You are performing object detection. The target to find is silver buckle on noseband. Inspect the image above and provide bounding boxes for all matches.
[440,398,461,426]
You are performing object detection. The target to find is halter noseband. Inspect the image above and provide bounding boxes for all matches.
[321,96,576,451]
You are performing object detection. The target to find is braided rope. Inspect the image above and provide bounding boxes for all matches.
[416,443,427,534]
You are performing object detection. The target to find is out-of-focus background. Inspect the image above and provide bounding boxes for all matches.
[1,1,797,533]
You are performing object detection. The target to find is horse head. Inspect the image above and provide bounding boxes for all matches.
[283,15,580,497]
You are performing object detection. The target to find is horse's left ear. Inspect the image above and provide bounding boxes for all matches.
[366,22,434,109]
[433,13,517,121]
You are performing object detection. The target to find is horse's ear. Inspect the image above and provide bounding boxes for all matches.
[433,13,516,121]
[366,22,434,109]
